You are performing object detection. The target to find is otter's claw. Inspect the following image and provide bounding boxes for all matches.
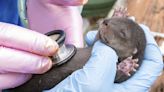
[117,56,139,76]
[112,7,129,18]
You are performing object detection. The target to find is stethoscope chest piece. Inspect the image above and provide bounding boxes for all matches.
[45,30,76,66]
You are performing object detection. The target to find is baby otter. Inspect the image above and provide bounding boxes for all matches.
[97,18,146,82]
[9,17,146,92]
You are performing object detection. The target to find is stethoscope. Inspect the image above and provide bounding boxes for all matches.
[18,0,77,66]
[45,30,77,66]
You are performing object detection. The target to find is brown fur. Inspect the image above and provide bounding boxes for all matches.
[149,71,164,92]
[9,18,146,92]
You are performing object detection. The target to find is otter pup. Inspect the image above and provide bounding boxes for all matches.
[8,17,146,92]
[97,18,146,82]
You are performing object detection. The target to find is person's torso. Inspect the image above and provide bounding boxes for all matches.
[0,0,23,26]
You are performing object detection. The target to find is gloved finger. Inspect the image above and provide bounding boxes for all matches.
[0,46,52,74]
[0,73,31,90]
[85,31,98,46]
[139,24,157,45]
[49,0,88,6]
[139,24,160,60]
[0,22,59,56]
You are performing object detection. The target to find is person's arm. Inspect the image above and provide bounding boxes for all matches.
[0,22,59,90]
[44,41,118,92]
[27,0,85,47]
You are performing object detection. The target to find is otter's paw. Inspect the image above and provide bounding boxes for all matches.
[117,56,139,76]
[112,7,129,18]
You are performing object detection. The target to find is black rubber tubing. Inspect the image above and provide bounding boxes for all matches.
[45,30,66,47]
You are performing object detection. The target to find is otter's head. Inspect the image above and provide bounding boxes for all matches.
[97,17,144,61]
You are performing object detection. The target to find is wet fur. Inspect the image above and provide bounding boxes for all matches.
[9,18,146,92]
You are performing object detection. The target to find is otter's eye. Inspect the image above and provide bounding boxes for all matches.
[120,30,126,38]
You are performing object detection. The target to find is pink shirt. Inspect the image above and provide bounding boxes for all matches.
[26,0,87,47]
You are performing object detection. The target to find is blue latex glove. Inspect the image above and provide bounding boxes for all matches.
[45,24,163,92]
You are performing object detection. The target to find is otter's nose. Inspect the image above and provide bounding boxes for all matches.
[103,20,108,26]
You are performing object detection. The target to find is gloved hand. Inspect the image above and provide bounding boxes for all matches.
[27,0,88,47]
[0,22,59,90]
[44,39,118,92]
[44,24,163,92]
